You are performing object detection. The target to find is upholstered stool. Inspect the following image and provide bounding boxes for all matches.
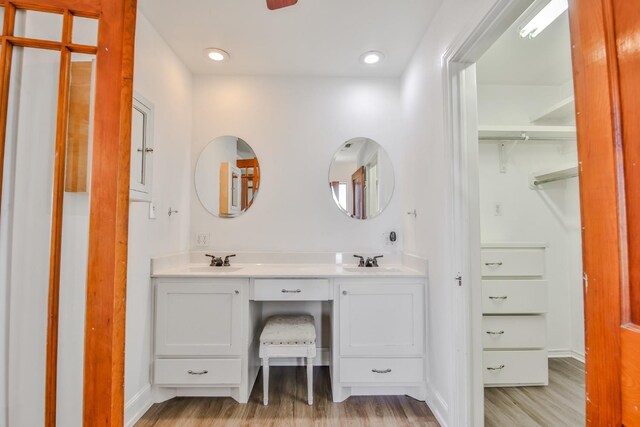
[259,315,316,406]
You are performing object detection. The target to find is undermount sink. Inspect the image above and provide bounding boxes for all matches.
[343,266,403,273]
[187,266,244,273]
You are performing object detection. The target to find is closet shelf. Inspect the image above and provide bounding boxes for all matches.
[530,162,579,187]
[530,96,576,125]
[479,125,576,142]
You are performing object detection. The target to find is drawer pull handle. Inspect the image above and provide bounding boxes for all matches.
[487,365,505,371]
[187,370,209,375]
[485,262,503,266]
[486,330,505,335]
[281,289,302,293]
[371,369,392,374]
[488,296,508,300]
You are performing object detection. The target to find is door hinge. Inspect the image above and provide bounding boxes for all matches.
[455,274,463,286]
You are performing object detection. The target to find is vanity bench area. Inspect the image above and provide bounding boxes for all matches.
[149,252,427,406]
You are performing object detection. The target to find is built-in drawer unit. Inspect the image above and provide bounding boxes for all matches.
[483,350,548,386]
[482,315,546,349]
[482,280,548,314]
[339,357,424,384]
[154,358,241,386]
[252,278,331,301]
[481,248,545,277]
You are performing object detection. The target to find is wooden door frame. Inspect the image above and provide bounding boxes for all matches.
[351,166,366,219]
[0,0,137,425]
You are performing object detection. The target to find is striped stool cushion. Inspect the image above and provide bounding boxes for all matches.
[260,315,316,345]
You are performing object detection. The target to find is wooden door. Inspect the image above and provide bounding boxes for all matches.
[0,0,137,426]
[569,0,640,424]
[352,166,366,219]
[237,158,260,210]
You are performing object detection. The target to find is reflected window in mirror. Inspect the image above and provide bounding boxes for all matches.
[195,136,261,218]
[328,138,394,220]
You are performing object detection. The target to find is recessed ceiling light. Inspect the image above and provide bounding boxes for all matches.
[519,0,568,39]
[204,48,230,62]
[360,51,384,65]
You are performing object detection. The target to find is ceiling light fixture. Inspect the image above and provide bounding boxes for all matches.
[204,48,230,62]
[360,51,384,65]
[519,0,568,39]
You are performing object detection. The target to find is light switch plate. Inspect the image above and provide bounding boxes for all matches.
[149,202,157,219]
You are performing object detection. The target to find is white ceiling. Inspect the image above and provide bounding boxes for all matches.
[476,10,573,86]
[138,0,442,77]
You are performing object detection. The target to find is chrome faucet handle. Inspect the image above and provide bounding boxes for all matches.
[205,254,217,266]
[353,255,365,267]
[224,254,236,266]
[372,255,384,267]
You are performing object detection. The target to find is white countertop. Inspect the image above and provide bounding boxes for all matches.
[152,263,425,278]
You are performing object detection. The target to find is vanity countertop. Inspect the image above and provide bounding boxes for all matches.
[151,263,424,278]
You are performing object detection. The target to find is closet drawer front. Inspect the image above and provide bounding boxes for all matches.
[253,279,331,301]
[482,280,547,314]
[154,358,241,386]
[481,249,545,277]
[483,350,548,386]
[482,315,546,349]
[339,358,424,384]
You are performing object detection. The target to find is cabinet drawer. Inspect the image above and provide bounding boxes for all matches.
[339,358,424,384]
[483,350,548,386]
[154,358,241,386]
[482,315,546,349]
[253,279,330,301]
[482,280,547,314]
[481,249,545,277]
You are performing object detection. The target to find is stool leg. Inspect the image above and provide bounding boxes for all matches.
[307,357,313,405]
[262,358,269,406]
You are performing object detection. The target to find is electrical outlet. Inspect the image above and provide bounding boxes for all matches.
[148,202,157,219]
[196,233,210,247]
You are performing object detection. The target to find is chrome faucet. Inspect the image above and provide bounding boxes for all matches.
[354,254,383,267]
[353,255,365,267]
[206,254,223,266]
[223,254,236,266]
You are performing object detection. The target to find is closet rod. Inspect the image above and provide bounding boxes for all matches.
[532,172,579,186]
[479,136,576,142]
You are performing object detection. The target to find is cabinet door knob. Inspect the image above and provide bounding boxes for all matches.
[488,296,508,300]
[342,290,348,295]
[484,262,503,266]
[486,330,505,335]
[187,370,209,375]
[371,368,392,374]
[281,289,302,293]
[235,290,239,294]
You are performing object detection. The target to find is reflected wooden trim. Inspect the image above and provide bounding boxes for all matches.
[0,0,100,17]
[0,3,14,207]
[0,36,98,54]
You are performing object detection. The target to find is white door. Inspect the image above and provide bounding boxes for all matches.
[155,281,243,356]
[339,282,424,356]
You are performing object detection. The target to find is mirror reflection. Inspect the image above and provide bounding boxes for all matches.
[195,136,260,218]
[329,138,394,219]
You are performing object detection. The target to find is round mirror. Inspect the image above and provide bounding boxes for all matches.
[195,136,260,218]
[328,138,394,219]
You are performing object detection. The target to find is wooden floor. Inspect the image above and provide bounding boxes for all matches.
[136,366,439,427]
[485,357,586,427]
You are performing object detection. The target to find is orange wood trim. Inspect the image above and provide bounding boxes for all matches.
[0,3,14,207]
[65,61,92,192]
[622,326,640,425]
[0,0,101,16]
[0,36,98,54]
[568,0,624,424]
[45,10,73,427]
[82,0,137,425]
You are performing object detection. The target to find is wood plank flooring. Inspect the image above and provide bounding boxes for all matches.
[485,357,586,426]
[136,366,439,427]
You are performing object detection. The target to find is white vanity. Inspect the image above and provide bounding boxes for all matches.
[149,253,427,404]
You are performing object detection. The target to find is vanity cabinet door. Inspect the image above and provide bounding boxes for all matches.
[339,282,424,356]
[155,281,243,356]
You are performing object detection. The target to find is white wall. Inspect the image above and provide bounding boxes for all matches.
[190,76,403,253]
[124,12,193,422]
[400,0,501,424]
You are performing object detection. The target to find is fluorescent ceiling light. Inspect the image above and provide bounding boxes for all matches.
[360,51,384,65]
[204,48,229,62]
[519,0,568,39]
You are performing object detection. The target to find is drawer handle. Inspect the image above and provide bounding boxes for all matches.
[187,370,209,375]
[371,369,392,374]
[281,289,302,293]
[486,330,505,335]
[488,296,508,300]
[487,365,505,371]
[485,262,503,266]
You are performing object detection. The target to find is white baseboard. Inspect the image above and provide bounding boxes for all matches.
[424,383,449,427]
[125,384,153,427]
[548,350,585,363]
